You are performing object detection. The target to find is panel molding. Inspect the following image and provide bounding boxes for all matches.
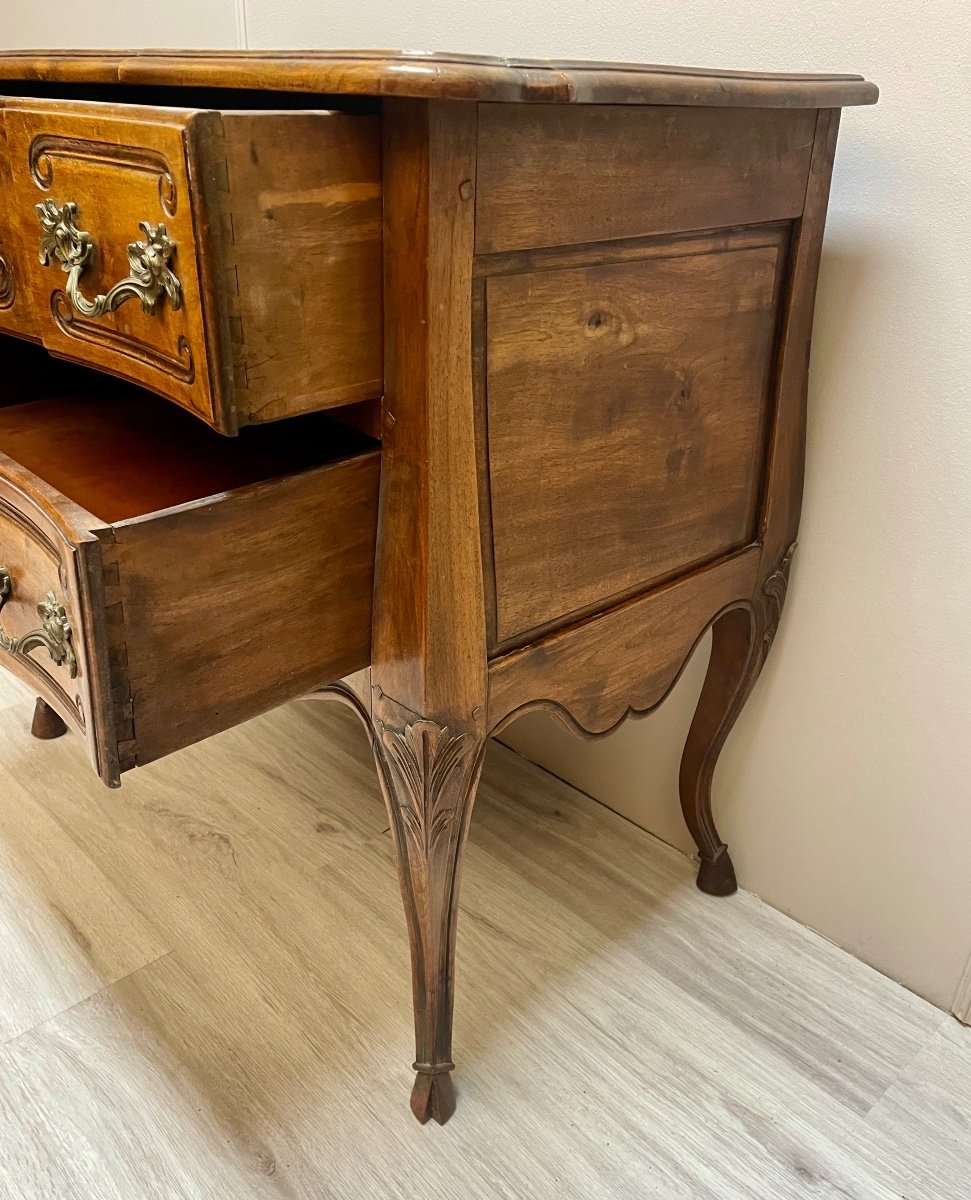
[478,225,789,650]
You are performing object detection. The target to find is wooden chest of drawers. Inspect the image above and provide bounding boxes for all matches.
[0,49,877,1127]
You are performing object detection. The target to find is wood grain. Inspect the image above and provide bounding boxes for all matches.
[488,548,759,734]
[103,450,379,770]
[476,105,816,253]
[0,388,377,523]
[0,50,879,107]
[760,109,840,579]
[0,383,380,781]
[0,60,878,1130]
[191,109,383,426]
[369,99,488,1121]
[483,229,786,645]
[0,107,36,339]
[3,98,213,421]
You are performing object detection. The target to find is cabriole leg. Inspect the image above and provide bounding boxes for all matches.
[679,607,758,895]
[679,547,795,895]
[676,604,763,897]
[371,704,486,1124]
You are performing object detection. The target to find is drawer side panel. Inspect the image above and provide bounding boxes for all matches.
[104,450,380,767]
[191,110,384,427]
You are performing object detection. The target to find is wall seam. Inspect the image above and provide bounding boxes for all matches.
[234,0,249,48]
[951,952,971,1024]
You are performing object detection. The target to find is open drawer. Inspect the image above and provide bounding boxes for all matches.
[0,381,379,784]
[0,96,382,431]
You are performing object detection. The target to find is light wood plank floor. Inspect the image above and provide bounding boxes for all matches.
[0,671,965,1199]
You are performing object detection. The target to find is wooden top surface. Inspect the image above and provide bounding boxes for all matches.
[0,50,878,107]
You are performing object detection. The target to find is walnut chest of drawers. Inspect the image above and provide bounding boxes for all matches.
[0,49,877,1125]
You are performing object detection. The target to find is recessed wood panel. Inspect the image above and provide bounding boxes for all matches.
[476,104,816,254]
[483,229,787,646]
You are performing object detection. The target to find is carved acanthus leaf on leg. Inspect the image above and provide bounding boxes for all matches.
[372,709,486,1124]
[760,541,797,654]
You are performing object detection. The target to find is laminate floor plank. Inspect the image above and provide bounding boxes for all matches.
[864,1019,971,1199]
[474,746,945,1115]
[0,693,964,1199]
[0,670,32,712]
[0,714,170,1043]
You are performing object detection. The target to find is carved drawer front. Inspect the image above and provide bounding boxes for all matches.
[1,98,382,432]
[0,107,36,339]
[0,383,380,784]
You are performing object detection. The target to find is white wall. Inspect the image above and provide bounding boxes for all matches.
[3,3,969,1012]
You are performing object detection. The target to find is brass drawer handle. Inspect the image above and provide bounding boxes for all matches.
[0,567,78,679]
[36,200,183,319]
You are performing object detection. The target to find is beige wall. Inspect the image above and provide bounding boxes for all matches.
[3,3,969,1012]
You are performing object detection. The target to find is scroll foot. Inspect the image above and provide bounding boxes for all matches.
[410,1070,456,1125]
[31,697,67,740]
[696,844,738,896]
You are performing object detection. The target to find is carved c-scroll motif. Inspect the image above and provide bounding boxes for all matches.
[0,250,13,309]
[760,541,797,653]
[29,136,178,217]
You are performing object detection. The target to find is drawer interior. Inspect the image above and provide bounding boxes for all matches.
[0,381,379,522]
[0,359,382,784]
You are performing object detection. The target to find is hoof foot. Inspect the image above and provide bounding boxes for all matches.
[697,845,738,896]
[410,1071,456,1125]
[31,698,67,740]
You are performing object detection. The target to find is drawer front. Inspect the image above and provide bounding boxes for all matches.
[0,471,104,769]
[0,109,35,339]
[3,102,214,422]
[2,99,384,432]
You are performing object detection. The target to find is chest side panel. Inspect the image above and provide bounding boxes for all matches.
[482,229,788,646]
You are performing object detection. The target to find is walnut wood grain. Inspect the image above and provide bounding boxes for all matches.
[0,384,380,783]
[760,109,841,580]
[370,99,488,1123]
[476,105,817,254]
[0,51,879,108]
[481,227,787,647]
[102,451,379,772]
[0,107,36,338]
[488,548,760,736]
[0,389,375,523]
[189,108,383,426]
[0,55,876,1126]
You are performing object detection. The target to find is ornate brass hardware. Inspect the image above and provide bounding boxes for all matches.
[36,199,183,318]
[0,567,78,679]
